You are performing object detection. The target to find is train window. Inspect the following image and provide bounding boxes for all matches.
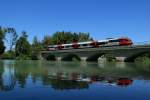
[65,45,71,48]
[97,42,106,45]
[109,40,119,42]
[82,44,88,46]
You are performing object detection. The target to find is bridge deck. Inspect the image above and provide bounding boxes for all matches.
[41,45,150,53]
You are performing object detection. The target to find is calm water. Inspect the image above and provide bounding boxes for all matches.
[0,60,150,100]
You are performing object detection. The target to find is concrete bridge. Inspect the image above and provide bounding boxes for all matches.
[41,45,150,62]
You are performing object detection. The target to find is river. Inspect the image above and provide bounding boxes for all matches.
[0,60,150,100]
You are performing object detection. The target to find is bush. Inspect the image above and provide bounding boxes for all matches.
[15,54,31,60]
[106,55,116,62]
[135,56,150,63]
[31,52,40,60]
[1,52,15,59]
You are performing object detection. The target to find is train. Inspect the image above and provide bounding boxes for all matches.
[46,37,133,51]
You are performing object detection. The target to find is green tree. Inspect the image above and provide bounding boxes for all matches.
[78,32,90,42]
[0,27,6,55]
[31,36,42,60]
[0,26,6,40]
[42,35,52,47]
[72,32,79,42]
[15,31,31,58]
[5,28,18,52]
[32,36,42,50]
[0,40,5,55]
[51,31,92,44]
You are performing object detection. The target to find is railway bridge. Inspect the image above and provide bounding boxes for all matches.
[41,44,150,62]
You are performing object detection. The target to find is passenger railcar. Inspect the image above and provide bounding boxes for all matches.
[46,37,133,51]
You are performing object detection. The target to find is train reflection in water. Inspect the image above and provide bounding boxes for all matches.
[47,72,133,89]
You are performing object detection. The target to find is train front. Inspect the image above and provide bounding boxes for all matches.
[118,38,133,46]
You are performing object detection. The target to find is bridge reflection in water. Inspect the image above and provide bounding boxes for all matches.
[0,60,150,91]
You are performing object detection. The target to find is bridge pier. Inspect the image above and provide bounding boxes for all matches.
[81,57,87,62]
[115,57,126,62]
[56,57,62,61]
[98,57,107,63]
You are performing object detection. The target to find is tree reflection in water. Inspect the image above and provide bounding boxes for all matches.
[0,61,16,91]
[0,62,4,91]
[1,60,150,92]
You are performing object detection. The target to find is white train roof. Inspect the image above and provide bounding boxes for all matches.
[47,38,122,47]
[62,43,73,46]
[97,40,108,42]
[77,41,93,44]
[48,45,57,47]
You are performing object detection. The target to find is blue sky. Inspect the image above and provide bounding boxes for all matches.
[0,0,150,43]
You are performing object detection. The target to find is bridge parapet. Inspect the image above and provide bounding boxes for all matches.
[134,41,150,46]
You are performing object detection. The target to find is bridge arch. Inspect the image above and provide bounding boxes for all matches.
[125,51,150,62]
[87,53,106,62]
[45,54,56,61]
[62,53,81,61]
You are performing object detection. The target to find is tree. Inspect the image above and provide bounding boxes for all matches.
[32,36,42,51]
[72,32,79,42]
[31,36,42,60]
[0,27,6,55]
[5,28,18,52]
[0,26,6,40]
[0,40,5,55]
[42,35,52,47]
[52,31,73,44]
[78,32,90,42]
[50,31,92,44]
[15,31,31,57]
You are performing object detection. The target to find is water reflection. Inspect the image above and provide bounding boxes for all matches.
[0,60,150,92]
[42,72,133,90]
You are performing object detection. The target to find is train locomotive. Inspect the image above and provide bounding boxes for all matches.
[46,37,133,51]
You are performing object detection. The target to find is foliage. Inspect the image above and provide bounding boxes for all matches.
[15,54,31,60]
[5,27,18,52]
[0,40,5,55]
[105,54,116,62]
[51,31,74,44]
[32,36,42,50]
[0,26,6,40]
[31,36,43,60]
[0,27,6,55]
[125,52,150,62]
[15,31,31,58]
[31,52,39,60]
[135,56,150,63]
[42,31,92,45]
[42,35,52,47]
[1,51,15,59]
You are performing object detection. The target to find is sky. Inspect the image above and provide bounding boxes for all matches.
[0,0,150,44]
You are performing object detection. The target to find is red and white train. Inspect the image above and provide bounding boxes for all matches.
[46,37,133,51]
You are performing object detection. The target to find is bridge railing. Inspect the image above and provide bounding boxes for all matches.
[134,41,150,46]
